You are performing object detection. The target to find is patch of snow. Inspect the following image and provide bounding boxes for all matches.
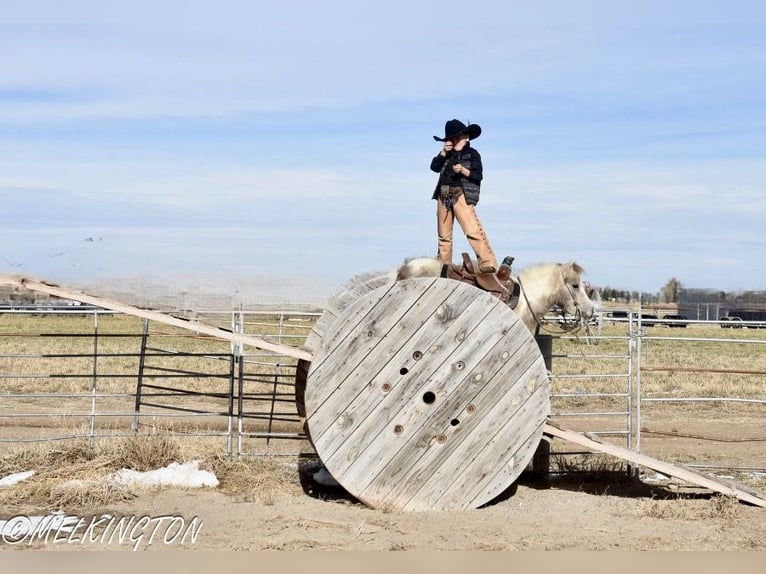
[109,460,218,488]
[0,470,35,488]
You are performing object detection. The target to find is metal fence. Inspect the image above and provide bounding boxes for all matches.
[0,305,320,456]
[1,304,764,473]
[544,309,766,475]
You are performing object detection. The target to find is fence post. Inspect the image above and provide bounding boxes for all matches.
[530,334,553,482]
[132,318,150,431]
[90,310,100,445]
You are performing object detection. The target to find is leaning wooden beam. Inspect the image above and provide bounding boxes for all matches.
[0,274,313,362]
[544,422,766,508]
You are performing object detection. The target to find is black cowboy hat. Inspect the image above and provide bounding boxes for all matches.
[433,119,482,142]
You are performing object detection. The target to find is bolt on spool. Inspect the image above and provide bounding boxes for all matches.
[436,434,447,444]
[393,424,404,435]
[381,383,392,392]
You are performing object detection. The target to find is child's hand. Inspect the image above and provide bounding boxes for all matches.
[442,141,454,154]
[452,163,464,174]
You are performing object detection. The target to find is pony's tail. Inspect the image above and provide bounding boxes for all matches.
[325,270,394,315]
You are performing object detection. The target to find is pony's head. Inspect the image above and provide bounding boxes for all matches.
[553,261,596,321]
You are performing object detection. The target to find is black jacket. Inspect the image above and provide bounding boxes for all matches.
[430,144,483,205]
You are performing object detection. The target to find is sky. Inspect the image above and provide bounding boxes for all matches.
[1,1,765,304]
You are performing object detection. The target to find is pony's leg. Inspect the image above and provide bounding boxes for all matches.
[451,195,497,272]
[436,199,454,265]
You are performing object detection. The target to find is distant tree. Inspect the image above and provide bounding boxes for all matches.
[599,286,633,302]
[660,277,681,304]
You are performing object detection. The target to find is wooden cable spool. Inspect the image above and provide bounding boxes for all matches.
[303,277,550,511]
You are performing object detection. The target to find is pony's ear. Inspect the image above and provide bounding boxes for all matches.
[562,261,585,281]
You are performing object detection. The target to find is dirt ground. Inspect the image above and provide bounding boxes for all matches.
[2,407,764,552]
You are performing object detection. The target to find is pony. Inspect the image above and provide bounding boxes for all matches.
[394,257,596,334]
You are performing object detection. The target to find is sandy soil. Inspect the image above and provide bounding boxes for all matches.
[2,407,764,552]
[117,484,763,551]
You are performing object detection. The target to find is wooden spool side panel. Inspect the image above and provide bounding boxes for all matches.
[306,278,550,511]
[309,285,497,459]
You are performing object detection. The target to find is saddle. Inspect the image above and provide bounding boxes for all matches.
[441,253,520,308]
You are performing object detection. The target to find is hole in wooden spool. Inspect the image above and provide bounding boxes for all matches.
[422,391,436,404]
[450,418,460,426]
[412,350,423,360]
[454,361,465,371]
[400,367,409,375]
[393,424,403,435]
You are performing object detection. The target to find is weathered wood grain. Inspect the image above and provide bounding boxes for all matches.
[306,277,445,416]
[304,278,549,511]
[308,281,485,456]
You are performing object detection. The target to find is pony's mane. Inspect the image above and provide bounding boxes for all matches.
[518,262,563,282]
[519,261,585,282]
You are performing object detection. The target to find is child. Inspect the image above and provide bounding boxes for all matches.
[430,119,498,273]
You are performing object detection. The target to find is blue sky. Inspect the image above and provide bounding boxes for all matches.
[1,1,765,303]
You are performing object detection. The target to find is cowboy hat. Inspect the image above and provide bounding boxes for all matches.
[433,119,482,142]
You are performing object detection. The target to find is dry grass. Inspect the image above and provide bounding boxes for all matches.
[117,433,182,471]
[635,494,742,521]
[0,434,195,511]
[49,479,135,509]
[205,454,301,503]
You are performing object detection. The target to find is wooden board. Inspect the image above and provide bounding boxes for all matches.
[0,274,311,361]
[295,277,394,420]
[305,277,550,511]
[544,422,766,508]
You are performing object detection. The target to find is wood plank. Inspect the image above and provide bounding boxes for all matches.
[305,278,444,415]
[0,274,311,361]
[296,280,397,418]
[544,422,766,508]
